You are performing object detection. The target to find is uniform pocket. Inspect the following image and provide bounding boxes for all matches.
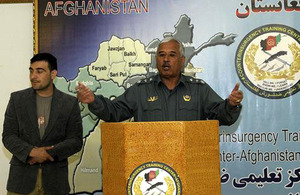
[178,97,199,120]
[141,98,163,121]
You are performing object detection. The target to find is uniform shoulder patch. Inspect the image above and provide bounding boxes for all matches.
[137,77,155,85]
[187,77,206,85]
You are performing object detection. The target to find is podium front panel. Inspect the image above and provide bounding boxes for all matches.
[101,121,220,194]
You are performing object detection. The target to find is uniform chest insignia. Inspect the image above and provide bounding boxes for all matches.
[147,96,158,102]
[183,95,191,101]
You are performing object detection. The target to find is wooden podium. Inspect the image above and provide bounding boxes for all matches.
[101,121,220,194]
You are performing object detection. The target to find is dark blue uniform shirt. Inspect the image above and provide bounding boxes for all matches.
[88,74,241,126]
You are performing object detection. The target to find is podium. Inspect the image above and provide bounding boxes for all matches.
[101,121,220,194]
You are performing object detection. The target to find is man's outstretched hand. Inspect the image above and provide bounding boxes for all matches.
[228,83,243,107]
[76,82,95,104]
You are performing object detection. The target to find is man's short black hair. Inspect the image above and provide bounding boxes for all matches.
[30,53,57,71]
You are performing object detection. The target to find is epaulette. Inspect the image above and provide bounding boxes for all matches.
[137,77,155,85]
[187,77,206,85]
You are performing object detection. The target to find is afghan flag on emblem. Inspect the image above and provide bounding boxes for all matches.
[260,34,281,51]
[144,170,159,181]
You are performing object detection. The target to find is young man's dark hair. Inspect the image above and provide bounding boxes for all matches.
[30,53,57,71]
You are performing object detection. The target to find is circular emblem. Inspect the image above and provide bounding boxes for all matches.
[267,38,276,47]
[127,161,182,195]
[235,24,300,99]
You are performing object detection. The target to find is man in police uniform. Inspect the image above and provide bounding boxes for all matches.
[76,37,243,125]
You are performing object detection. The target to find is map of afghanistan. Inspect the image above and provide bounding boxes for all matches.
[53,14,237,194]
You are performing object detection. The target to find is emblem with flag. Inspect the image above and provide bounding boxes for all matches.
[144,170,159,181]
[260,34,281,51]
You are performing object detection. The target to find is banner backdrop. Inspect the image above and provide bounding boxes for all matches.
[35,0,300,194]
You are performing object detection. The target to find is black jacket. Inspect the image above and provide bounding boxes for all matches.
[2,86,83,194]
